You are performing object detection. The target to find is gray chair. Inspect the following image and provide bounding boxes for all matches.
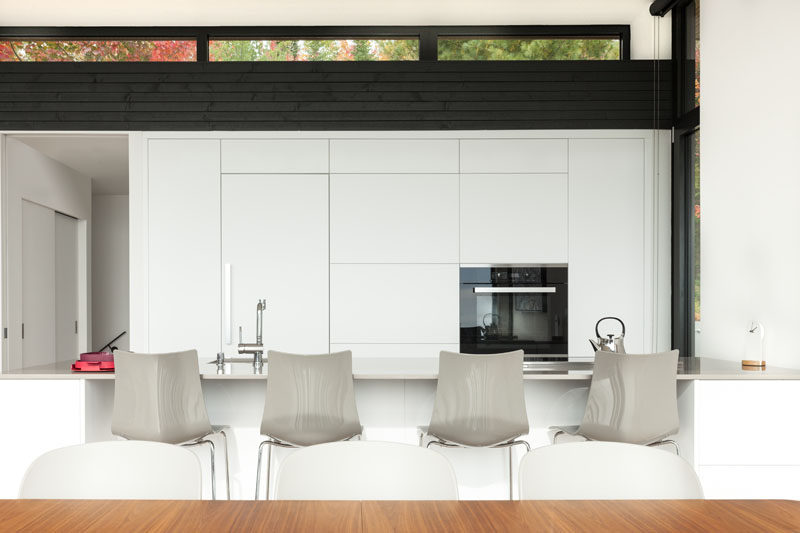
[552,350,680,453]
[420,350,530,499]
[111,349,230,500]
[256,350,362,500]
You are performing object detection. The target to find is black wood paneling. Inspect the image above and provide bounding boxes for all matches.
[0,61,671,130]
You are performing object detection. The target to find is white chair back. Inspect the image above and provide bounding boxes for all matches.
[275,441,458,500]
[519,441,703,500]
[20,441,202,500]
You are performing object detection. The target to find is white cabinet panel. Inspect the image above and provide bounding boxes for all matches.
[330,139,458,173]
[697,466,800,500]
[330,173,459,263]
[568,139,645,357]
[0,380,84,498]
[330,343,459,359]
[148,139,221,359]
[460,173,568,264]
[460,139,568,173]
[221,139,328,174]
[222,174,328,356]
[21,200,56,368]
[695,380,800,466]
[330,264,459,344]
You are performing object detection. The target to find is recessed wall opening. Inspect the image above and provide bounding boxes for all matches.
[1,133,129,371]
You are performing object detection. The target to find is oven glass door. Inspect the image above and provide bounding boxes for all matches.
[460,267,567,360]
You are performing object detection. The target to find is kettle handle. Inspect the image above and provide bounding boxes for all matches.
[595,316,625,338]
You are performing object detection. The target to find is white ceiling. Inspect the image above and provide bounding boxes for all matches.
[0,0,652,26]
[12,135,129,195]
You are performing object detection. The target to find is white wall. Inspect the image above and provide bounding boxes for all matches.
[91,195,130,352]
[2,138,92,371]
[700,0,800,368]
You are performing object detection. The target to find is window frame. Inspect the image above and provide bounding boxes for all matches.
[0,25,631,62]
[669,0,701,357]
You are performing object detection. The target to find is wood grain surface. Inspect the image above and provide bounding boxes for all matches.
[2,499,799,532]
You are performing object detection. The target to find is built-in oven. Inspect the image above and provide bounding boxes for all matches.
[460,266,567,361]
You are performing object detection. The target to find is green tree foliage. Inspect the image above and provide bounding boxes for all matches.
[438,38,620,61]
[208,39,419,61]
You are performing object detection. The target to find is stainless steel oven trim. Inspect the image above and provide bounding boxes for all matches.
[473,287,557,294]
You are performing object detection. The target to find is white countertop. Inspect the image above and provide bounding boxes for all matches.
[2,357,799,381]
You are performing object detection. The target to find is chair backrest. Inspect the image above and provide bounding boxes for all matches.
[519,441,703,500]
[111,350,212,444]
[275,441,459,500]
[428,350,529,447]
[579,350,679,445]
[261,350,361,447]
[20,441,202,500]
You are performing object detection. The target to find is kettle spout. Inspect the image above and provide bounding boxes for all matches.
[588,339,603,352]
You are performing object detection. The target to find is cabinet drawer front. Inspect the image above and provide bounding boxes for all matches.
[330,264,459,344]
[330,139,458,173]
[460,173,568,264]
[695,380,800,466]
[697,465,800,500]
[221,139,329,173]
[330,173,459,263]
[460,139,568,173]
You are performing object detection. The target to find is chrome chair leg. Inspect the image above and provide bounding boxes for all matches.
[255,440,270,501]
[650,439,680,456]
[182,438,217,500]
[218,429,231,500]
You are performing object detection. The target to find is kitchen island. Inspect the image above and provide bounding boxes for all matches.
[2,357,799,500]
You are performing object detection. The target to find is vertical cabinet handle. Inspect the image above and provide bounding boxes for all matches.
[224,263,232,345]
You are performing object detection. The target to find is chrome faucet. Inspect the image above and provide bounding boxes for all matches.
[238,299,266,366]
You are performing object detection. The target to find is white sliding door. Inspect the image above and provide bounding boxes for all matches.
[21,200,56,368]
[55,212,79,362]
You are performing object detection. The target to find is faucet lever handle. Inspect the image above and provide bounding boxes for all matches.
[238,326,243,344]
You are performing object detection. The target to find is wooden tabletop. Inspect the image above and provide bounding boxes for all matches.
[2,499,799,532]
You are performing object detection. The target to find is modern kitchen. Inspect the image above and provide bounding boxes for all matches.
[1,0,799,531]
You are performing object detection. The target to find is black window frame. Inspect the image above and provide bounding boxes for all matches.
[0,25,631,62]
[668,0,700,357]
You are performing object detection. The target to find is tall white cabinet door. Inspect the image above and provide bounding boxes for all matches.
[222,174,329,356]
[330,264,459,344]
[21,200,56,368]
[55,212,79,362]
[460,173,568,264]
[330,174,459,263]
[148,139,221,359]
[569,139,645,357]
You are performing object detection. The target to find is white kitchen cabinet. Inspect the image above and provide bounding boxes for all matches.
[148,139,221,359]
[0,380,84,498]
[330,139,459,173]
[330,173,459,263]
[330,343,459,359]
[568,138,644,357]
[460,139,568,173]
[222,174,329,356]
[330,264,459,344]
[221,139,328,174]
[460,173,568,264]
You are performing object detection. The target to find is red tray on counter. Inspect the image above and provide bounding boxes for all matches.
[72,351,115,372]
[71,360,115,372]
